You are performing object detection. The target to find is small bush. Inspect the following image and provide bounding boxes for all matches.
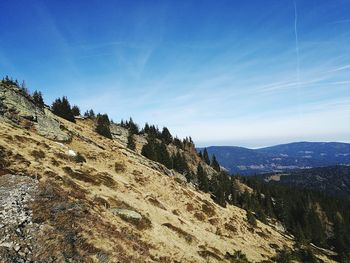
[162,223,194,243]
[247,210,257,227]
[51,158,60,166]
[224,222,237,233]
[31,149,46,160]
[194,212,206,221]
[201,201,216,217]
[114,161,126,173]
[198,249,222,261]
[74,152,86,163]
[225,250,249,263]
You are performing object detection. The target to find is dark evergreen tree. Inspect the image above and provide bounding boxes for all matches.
[84,109,95,118]
[127,133,136,150]
[128,117,139,134]
[95,113,112,139]
[203,148,210,165]
[197,164,209,192]
[32,90,44,108]
[173,137,183,149]
[51,96,75,122]
[158,142,173,169]
[143,123,150,134]
[172,152,188,174]
[161,127,173,144]
[211,154,220,172]
[72,105,81,116]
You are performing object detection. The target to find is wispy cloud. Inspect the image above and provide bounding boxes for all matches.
[328,65,350,73]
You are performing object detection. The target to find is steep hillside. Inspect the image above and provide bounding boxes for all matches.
[201,142,350,174]
[0,82,336,262]
[262,165,350,200]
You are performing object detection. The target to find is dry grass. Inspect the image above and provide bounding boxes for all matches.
[62,167,117,188]
[162,223,195,243]
[30,181,98,261]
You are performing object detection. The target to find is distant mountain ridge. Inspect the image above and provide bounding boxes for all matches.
[198,142,350,174]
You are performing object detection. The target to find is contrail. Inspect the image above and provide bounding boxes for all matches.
[293,0,303,117]
[293,0,300,83]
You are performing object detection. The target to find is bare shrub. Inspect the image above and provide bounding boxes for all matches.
[201,201,216,217]
[198,249,222,261]
[31,149,46,160]
[114,161,126,173]
[224,222,237,233]
[162,223,195,243]
[194,212,206,221]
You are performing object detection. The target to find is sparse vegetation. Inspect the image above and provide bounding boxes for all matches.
[225,250,250,263]
[114,160,126,173]
[162,223,194,243]
[74,152,86,163]
[198,249,222,261]
[31,149,46,160]
[247,210,257,227]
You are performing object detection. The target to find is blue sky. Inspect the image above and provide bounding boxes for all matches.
[1,0,350,147]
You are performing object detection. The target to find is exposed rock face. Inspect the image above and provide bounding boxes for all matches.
[0,83,71,141]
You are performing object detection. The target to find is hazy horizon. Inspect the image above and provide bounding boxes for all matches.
[196,140,350,149]
[1,0,349,147]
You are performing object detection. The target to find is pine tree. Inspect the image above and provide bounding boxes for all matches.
[173,137,183,149]
[95,113,112,139]
[198,151,203,159]
[211,154,220,172]
[32,90,45,108]
[197,164,209,192]
[141,138,157,161]
[72,105,80,116]
[128,117,139,135]
[143,123,150,133]
[203,148,210,165]
[158,142,173,169]
[127,133,136,151]
[172,152,188,174]
[161,127,173,144]
[84,109,95,118]
[51,96,75,122]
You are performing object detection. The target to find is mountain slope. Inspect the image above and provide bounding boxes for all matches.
[0,82,314,262]
[201,142,350,174]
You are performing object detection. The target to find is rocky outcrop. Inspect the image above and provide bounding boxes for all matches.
[0,83,70,141]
